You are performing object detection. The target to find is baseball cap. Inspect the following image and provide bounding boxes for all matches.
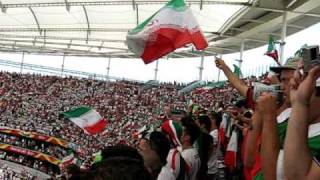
[270,56,302,74]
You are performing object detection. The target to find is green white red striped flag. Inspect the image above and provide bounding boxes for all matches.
[62,106,107,135]
[265,35,280,66]
[59,153,76,169]
[126,0,208,64]
[224,130,238,171]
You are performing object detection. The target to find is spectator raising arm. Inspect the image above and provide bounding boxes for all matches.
[284,66,320,180]
[215,58,249,97]
[256,93,278,180]
[244,112,262,168]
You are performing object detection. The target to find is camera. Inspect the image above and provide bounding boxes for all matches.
[252,82,284,103]
[301,45,320,72]
[301,46,320,96]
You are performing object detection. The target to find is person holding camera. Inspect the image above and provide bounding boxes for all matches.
[255,57,302,180]
[283,65,320,180]
[215,57,300,180]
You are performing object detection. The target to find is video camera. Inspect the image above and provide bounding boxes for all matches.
[252,82,284,103]
[301,45,320,72]
[301,45,320,96]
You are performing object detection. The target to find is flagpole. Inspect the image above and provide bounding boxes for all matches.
[280,12,287,65]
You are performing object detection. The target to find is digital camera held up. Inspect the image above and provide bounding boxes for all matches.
[301,45,320,72]
[301,45,320,96]
[252,82,284,103]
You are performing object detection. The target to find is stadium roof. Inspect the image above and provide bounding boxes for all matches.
[0,0,319,59]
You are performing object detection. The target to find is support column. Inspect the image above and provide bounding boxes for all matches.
[136,4,139,26]
[61,54,66,77]
[280,12,287,65]
[20,51,25,74]
[106,57,111,81]
[217,55,222,82]
[239,40,245,70]
[154,60,159,81]
[199,56,204,81]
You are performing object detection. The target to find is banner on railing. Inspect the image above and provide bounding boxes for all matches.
[0,143,61,165]
[0,127,76,150]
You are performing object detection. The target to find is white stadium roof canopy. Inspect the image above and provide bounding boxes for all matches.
[0,0,319,59]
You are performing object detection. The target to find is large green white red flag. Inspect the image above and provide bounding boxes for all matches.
[126,0,208,64]
[62,107,107,135]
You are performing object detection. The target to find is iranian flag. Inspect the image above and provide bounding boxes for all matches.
[62,107,107,135]
[265,35,280,66]
[218,113,228,146]
[59,153,76,170]
[126,0,208,64]
[224,130,238,171]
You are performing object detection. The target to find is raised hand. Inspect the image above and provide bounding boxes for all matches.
[256,92,277,118]
[215,58,228,70]
[290,66,320,106]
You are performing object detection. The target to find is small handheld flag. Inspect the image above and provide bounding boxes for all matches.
[265,35,280,66]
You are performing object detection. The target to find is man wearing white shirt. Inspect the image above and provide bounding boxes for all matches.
[181,118,201,180]
[158,120,188,180]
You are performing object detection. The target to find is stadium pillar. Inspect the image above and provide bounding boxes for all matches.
[154,60,159,81]
[239,40,245,71]
[136,4,139,26]
[61,54,66,77]
[20,51,25,74]
[106,57,111,81]
[199,55,204,81]
[217,55,222,82]
[280,11,287,65]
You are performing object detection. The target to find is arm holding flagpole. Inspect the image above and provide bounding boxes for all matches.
[215,58,249,97]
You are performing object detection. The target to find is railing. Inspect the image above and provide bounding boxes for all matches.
[0,126,76,151]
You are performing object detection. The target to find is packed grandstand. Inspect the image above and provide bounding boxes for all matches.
[0,0,320,180]
[0,69,268,179]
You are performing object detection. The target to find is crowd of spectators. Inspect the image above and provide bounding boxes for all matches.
[0,166,35,180]
[0,160,38,179]
[0,71,234,175]
[0,67,265,179]
[0,45,319,180]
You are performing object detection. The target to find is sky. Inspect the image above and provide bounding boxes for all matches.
[0,22,320,83]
